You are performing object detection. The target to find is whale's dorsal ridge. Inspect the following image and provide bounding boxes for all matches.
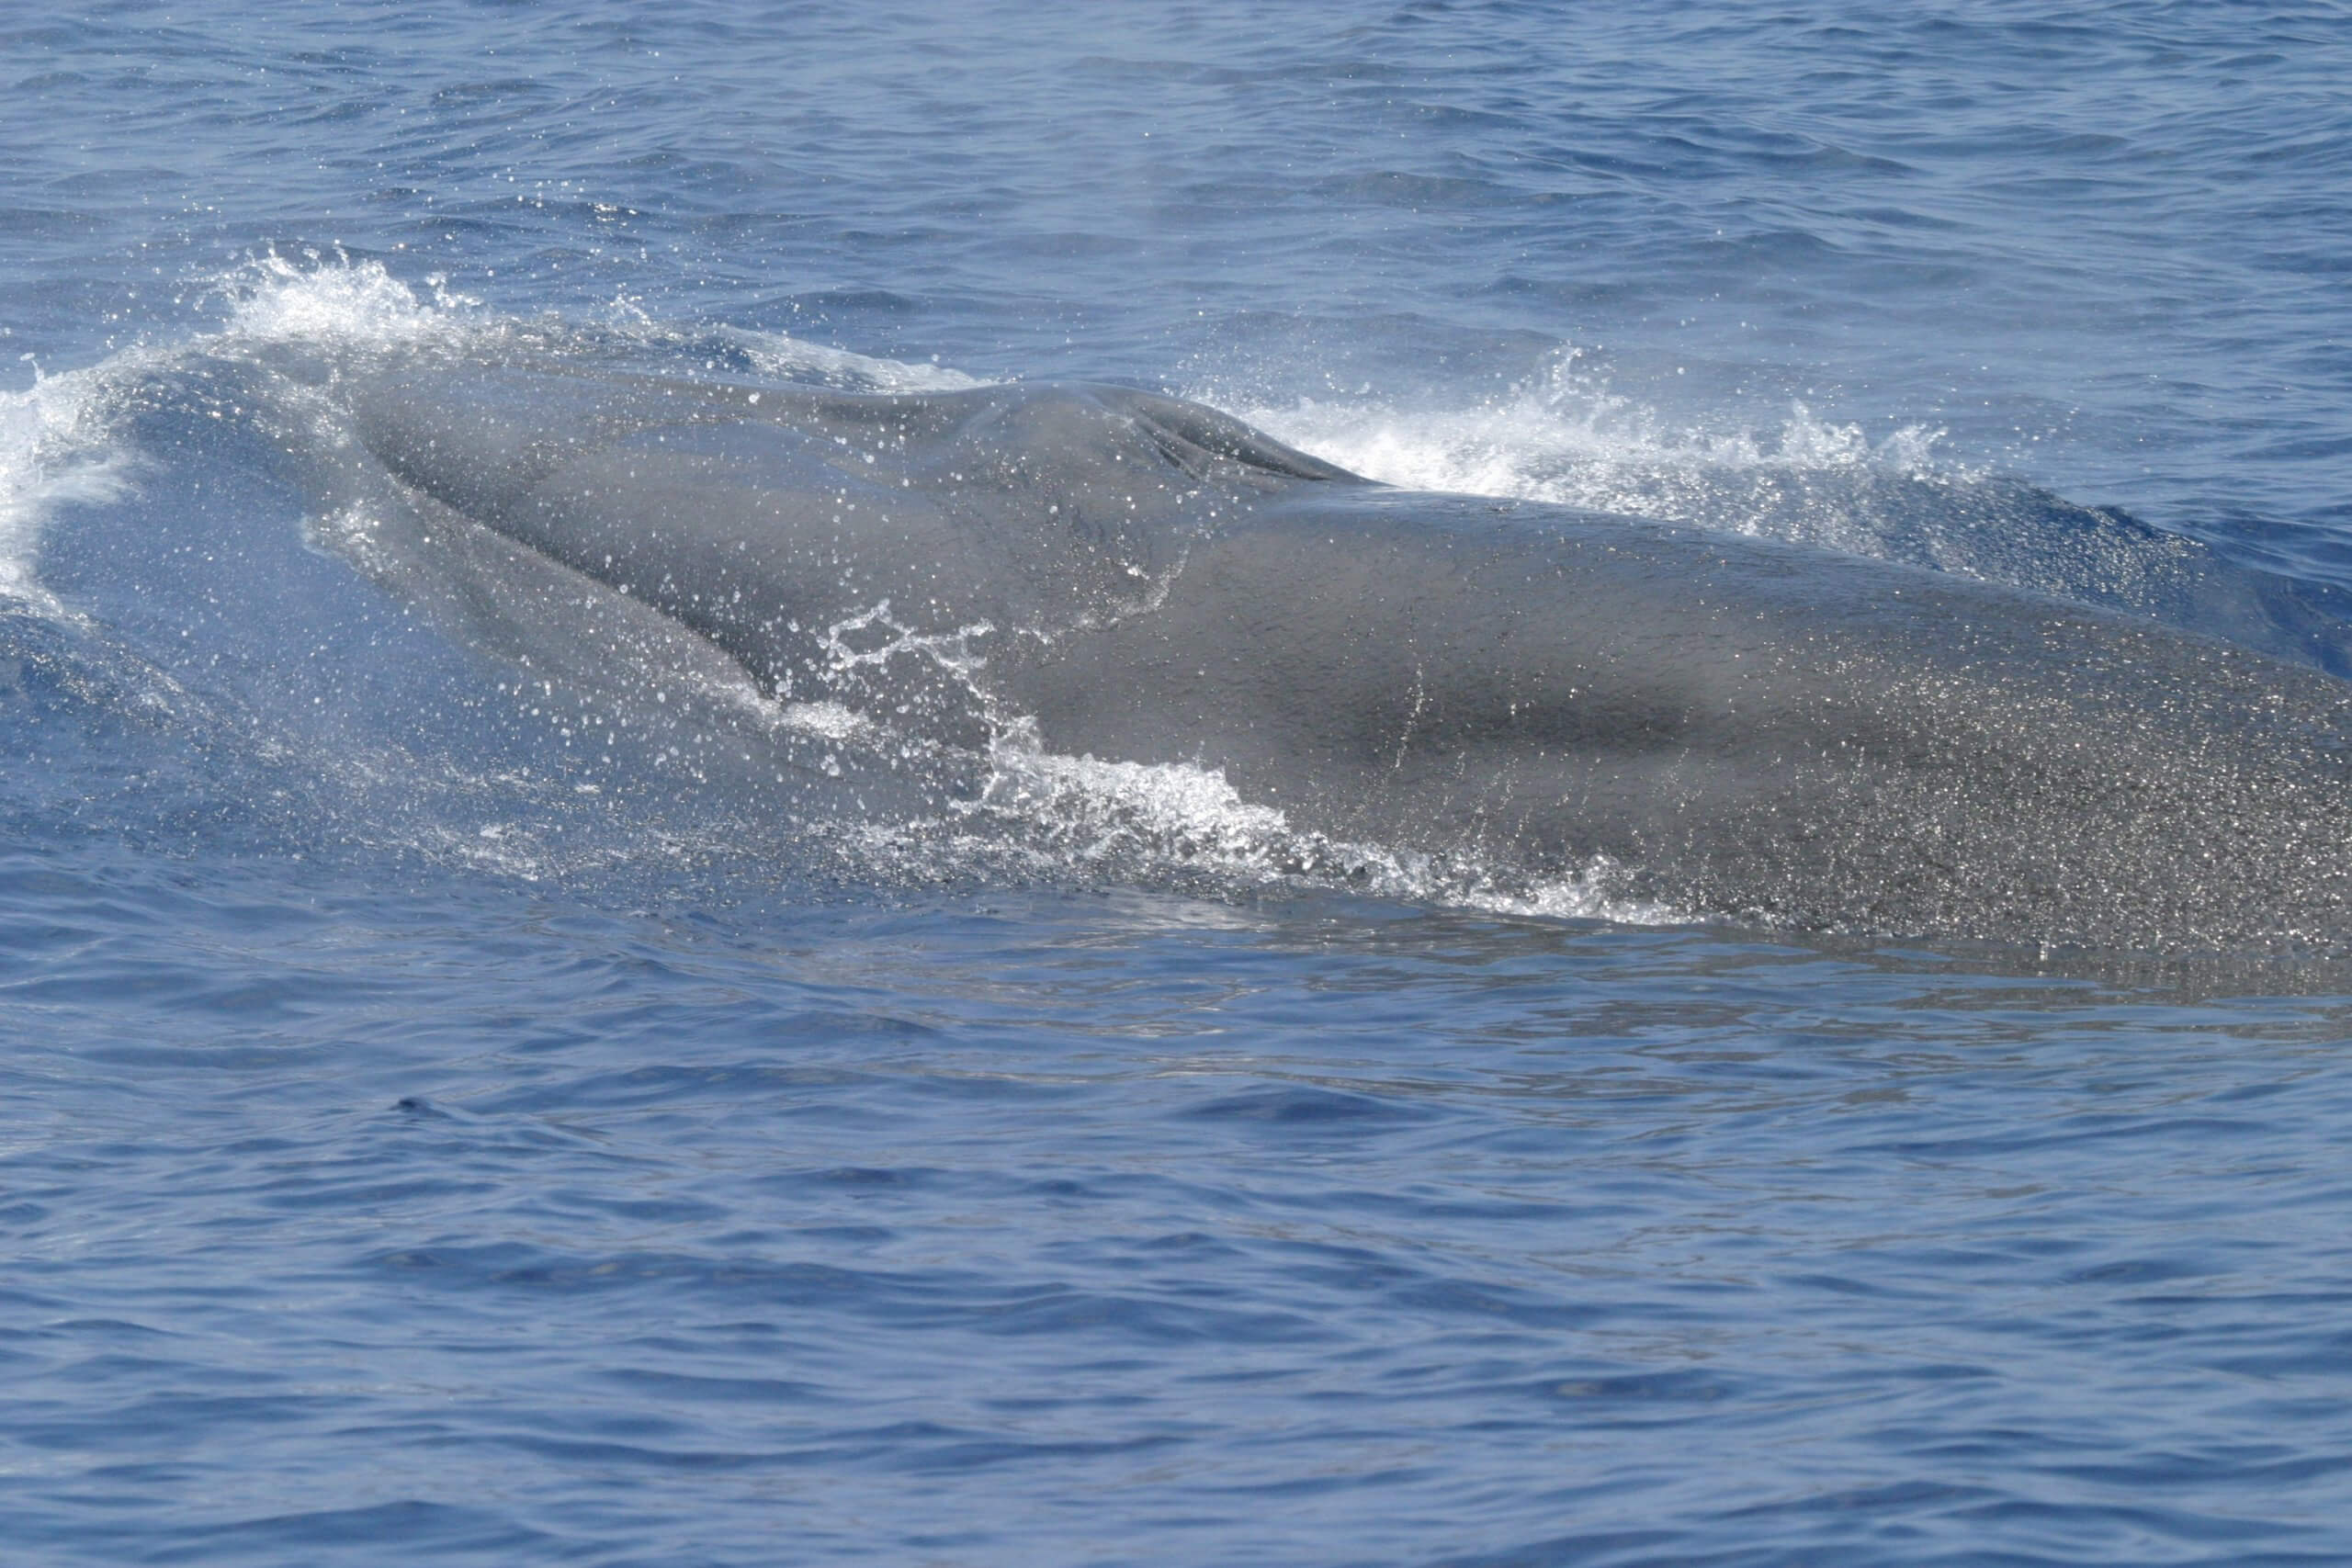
[1088,387,1367,487]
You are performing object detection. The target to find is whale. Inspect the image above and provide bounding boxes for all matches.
[319,348,2352,953]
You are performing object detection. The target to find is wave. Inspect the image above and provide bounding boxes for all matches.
[1217,346,1953,521]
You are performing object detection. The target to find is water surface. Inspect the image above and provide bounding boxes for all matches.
[6,3,2352,1563]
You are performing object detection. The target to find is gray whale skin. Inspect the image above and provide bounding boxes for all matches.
[339,358,2352,953]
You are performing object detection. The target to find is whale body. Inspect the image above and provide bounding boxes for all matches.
[323,350,2352,953]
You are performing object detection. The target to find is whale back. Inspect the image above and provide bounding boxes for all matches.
[322,353,2352,953]
[991,487,2352,946]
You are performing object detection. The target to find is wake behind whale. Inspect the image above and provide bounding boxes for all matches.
[286,338,2352,955]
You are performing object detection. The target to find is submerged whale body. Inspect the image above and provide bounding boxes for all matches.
[325,350,2352,953]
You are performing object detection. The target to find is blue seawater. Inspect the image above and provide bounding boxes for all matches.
[6,3,2352,1563]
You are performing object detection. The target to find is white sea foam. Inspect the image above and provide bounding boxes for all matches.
[0,358,140,615]
[212,252,485,352]
[976,725,1679,925]
[1204,347,1955,535]
[979,727,1293,865]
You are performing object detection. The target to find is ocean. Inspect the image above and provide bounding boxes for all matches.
[6,3,2352,1563]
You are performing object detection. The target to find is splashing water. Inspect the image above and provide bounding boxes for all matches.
[975,721,1679,925]
[1208,348,1958,537]
[209,252,487,352]
[0,359,141,615]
